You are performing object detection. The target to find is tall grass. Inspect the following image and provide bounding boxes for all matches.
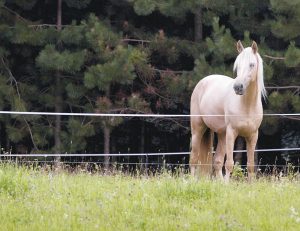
[0,164,299,230]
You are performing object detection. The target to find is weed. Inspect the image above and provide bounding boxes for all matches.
[231,162,245,181]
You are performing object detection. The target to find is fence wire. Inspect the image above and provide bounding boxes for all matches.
[0,110,300,118]
[0,147,299,157]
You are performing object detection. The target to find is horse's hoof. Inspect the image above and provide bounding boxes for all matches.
[224,175,230,184]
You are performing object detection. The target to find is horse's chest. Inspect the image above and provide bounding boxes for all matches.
[231,116,262,135]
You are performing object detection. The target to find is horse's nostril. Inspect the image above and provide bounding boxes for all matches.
[234,83,243,90]
[233,83,244,95]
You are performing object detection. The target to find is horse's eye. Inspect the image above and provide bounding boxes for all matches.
[250,63,255,68]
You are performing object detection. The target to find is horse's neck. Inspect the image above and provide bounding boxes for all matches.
[242,79,261,109]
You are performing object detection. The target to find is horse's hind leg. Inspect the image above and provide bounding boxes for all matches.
[190,117,207,177]
[214,132,226,179]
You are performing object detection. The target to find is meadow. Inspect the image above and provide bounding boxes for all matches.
[0,164,299,231]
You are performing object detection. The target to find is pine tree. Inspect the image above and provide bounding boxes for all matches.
[267,0,300,161]
[0,0,44,153]
[1,0,95,157]
[34,0,91,165]
[83,14,150,168]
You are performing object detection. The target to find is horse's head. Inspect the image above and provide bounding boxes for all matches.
[233,41,260,96]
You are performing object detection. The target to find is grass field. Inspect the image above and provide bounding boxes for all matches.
[0,164,299,231]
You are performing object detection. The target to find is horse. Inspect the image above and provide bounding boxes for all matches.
[190,41,266,182]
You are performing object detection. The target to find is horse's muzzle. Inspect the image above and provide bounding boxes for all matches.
[233,83,244,95]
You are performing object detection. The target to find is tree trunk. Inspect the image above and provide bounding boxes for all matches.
[57,0,62,31]
[54,0,62,167]
[103,125,111,171]
[194,6,203,42]
[139,121,145,171]
[54,74,62,156]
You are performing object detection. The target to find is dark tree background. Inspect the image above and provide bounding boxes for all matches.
[0,0,299,168]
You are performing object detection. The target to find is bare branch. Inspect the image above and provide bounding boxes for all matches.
[163,118,189,130]
[280,115,300,121]
[153,68,191,74]
[23,119,39,151]
[265,86,300,90]
[122,38,151,43]
[263,55,285,60]
[1,58,39,151]
[1,5,30,23]
[1,57,21,96]
[28,24,57,28]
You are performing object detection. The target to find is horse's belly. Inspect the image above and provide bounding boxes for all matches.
[203,116,226,133]
[199,78,229,133]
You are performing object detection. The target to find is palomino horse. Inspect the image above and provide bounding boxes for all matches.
[190,41,266,182]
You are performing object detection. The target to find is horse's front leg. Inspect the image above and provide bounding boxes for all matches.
[225,126,237,183]
[246,131,258,182]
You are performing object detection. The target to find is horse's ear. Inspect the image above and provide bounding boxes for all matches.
[251,41,258,54]
[236,40,244,53]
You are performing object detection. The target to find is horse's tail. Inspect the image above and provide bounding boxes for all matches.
[200,128,213,176]
[190,123,214,177]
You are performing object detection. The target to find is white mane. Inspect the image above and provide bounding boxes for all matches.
[233,47,267,100]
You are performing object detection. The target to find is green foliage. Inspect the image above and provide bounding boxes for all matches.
[12,97,26,112]
[228,0,270,36]
[285,42,300,67]
[193,55,212,80]
[66,83,86,100]
[286,163,298,181]
[12,0,37,10]
[84,14,120,54]
[131,0,157,16]
[130,0,230,21]
[64,0,92,9]
[94,97,124,129]
[268,91,299,113]
[127,93,151,113]
[291,96,300,112]
[150,39,179,64]
[270,0,300,40]
[31,125,52,147]
[12,24,57,46]
[60,24,85,45]
[0,165,30,198]
[6,125,25,142]
[261,110,279,135]
[206,17,236,64]
[156,0,193,19]
[84,46,142,90]
[36,45,86,73]
[232,163,245,181]
[0,76,12,109]
[63,118,95,152]
[262,62,274,81]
